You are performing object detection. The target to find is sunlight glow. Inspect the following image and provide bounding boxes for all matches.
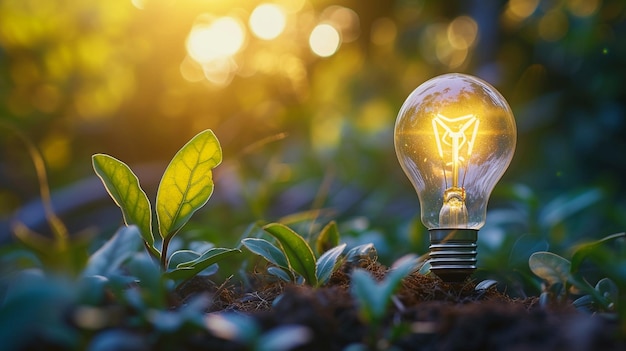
[538,9,568,42]
[309,24,341,57]
[447,16,478,50]
[249,4,286,40]
[567,0,600,17]
[130,0,146,10]
[186,17,245,63]
[508,0,539,19]
[322,6,360,43]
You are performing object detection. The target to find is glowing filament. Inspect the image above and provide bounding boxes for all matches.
[432,113,479,188]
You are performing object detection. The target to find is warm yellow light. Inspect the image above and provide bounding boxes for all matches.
[370,17,397,46]
[131,0,146,10]
[447,16,478,50]
[394,73,517,282]
[432,113,479,188]
[567,0,599,17]
[249,4,286,40]
[309,24,341,57]
[507,0,539,20]
[322,6,360,43]
[186,17,245,63]
[538,10,568,42]
[395,73,516,230]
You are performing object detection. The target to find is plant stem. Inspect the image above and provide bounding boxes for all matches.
[160,235,172,270]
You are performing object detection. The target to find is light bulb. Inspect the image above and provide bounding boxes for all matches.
[394,73,516,282]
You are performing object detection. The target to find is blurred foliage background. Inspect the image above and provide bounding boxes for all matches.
[0,0,625,285]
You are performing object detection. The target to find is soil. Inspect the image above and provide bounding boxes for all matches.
[175,258,625,351]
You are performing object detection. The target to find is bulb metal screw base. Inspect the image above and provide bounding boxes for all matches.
[429,229,478,282]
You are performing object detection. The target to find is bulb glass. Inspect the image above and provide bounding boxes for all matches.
[394,73,516,229]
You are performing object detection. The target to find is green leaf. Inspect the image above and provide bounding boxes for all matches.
[387,254,418,283]
[165,248,239,281]
[315,243,346,287]
[126,253,164,308]
[83,226,142,277]
[382,254,417,301]
[256,325,312,351]
[241,238,289,269]
[205,313,259,343]
[475,280,498,291]
[267,266,293,282]
[167,250,200,271]
[351,255,417,324]
[92,154,153,247]
[315,221,340,255]
[263,223,317,286]
[571,232,625,273]
[345,243,376,264]
[350,268,387,323]
[156,130,222,239]
[529,251,571,286]
[596,277,618,305]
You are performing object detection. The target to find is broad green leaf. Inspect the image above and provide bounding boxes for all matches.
[571,232,625,273]
[241,238,289,269]
[126,253,164,308]
[475,280,498,291]
[315,221,340,255]
[267,266,293,282]
[83,226,142,277]
[568,273,611,309]
[345,243,376,264]
[529,251,571,286]
[351,255,417,324]
[315,243,346,287]
[383,254,418,300]
[167,250,200,271]
[92,154,153,247]
[350,268,387,323]
[263,223,317,286]
[165,248,239,281]
[156,130,222,239]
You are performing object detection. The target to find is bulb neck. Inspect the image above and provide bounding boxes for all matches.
[428,228,477,282]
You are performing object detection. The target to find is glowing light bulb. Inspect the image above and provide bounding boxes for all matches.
[394,73,516,282]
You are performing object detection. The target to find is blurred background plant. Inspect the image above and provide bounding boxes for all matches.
[1,0,625,288]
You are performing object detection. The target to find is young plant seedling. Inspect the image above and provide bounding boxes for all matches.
[529,232,624,312]
[92,129,239,282]
[241,221,346,287]
[349,254,418,350]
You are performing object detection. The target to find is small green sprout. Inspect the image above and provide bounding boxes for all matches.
[348,254,418,351]
[529,232,625,313]
[92,129,239,282]
[241,222,346,287]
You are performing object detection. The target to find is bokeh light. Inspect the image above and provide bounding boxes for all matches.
[309,24,341,57]
[186,16,246,63]
[567,0,600,17]
[249,3,286,40]
[321,6,360,43]
[505,0,540,21]
[538,9,568,42]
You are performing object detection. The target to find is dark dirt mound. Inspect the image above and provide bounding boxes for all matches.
[176,259,625,351]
